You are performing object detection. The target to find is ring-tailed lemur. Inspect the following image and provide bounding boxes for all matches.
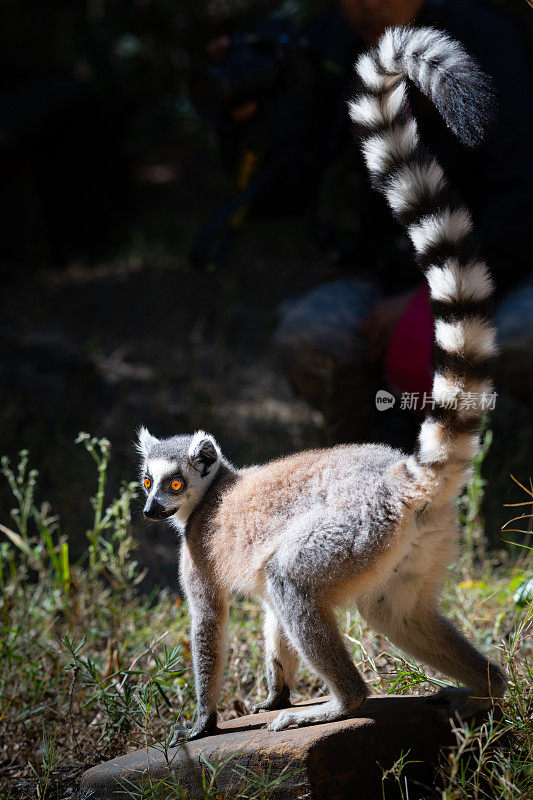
[138,27,505,743]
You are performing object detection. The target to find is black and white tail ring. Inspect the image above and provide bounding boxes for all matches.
[349,26,497,468]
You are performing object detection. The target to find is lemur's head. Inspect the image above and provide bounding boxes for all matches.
[137,428,222,527]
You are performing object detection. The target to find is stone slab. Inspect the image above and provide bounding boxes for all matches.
[80,695,459,799]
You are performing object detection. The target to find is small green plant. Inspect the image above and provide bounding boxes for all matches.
[502,477,533,605]
[1,451,71,613]
[76,433,143,602]
[114,752,301,800]
[233,761,303,800]
[60,632,188,743]
[379,750,421,800]
[27,727,60,800]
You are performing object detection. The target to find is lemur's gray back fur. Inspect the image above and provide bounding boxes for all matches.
[349,27,496,471]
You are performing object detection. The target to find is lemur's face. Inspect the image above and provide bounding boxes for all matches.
[137,428,221,527]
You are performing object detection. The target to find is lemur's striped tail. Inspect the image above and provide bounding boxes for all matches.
[349,27,497,470]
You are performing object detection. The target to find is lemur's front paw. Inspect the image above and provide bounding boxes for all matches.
[167,722,191,747]
[252,686,291,714]
[168,712,217,746]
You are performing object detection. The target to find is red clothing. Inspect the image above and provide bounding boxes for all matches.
[385,284,434,398]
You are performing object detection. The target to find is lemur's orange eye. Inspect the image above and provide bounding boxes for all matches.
[144,477,151,490]
[171,479,183,492]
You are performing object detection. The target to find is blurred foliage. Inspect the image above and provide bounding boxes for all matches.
[0,0,529,174]
[0,0,329,158]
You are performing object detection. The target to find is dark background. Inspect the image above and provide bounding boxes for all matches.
[0,0,531,586]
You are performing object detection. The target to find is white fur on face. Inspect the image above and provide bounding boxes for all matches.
[143,444,222,529]
[143,457,182,518]
[146,457,178,486]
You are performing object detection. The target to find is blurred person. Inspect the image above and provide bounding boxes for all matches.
[200,0,533,446]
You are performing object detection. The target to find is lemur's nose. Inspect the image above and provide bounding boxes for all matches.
[144,498,167,520]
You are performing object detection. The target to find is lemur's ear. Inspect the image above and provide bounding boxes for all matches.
[188,431,220,477]
[136,426,158,457]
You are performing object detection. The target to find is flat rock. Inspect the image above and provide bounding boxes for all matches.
[80,695,460,799]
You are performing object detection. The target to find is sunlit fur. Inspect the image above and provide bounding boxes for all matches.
[138,429,222,527]
[139,27,506,741]
[349,26,497,476]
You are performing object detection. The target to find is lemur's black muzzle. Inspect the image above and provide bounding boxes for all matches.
[143,498,177,521]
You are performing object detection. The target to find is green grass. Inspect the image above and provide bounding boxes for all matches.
[0,436,531,798]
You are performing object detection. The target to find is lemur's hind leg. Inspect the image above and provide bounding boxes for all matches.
[265,572,369,731]
[252,604,299,713]
[363,596,507,717]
